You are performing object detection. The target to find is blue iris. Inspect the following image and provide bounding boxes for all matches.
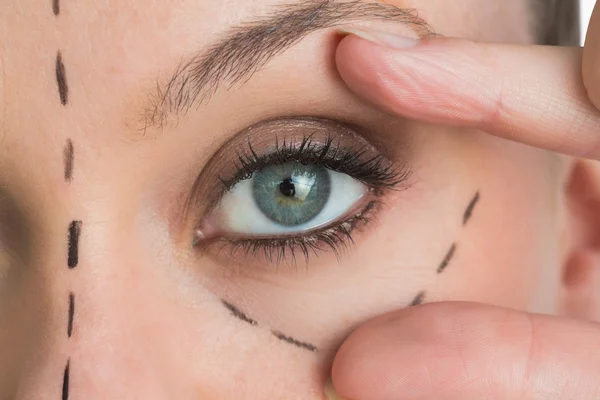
[252,163,331,226]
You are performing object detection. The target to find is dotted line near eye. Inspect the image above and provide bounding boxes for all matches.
[463,192,480,226]
[408,191,480,307]
[271,331,317,352]
[221,300,258,326]
[221,299,318,352]
[436,243,456,274]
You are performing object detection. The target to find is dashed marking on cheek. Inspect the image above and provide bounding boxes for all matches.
[67,292,75,337]
[421,191,480,302]
[222,299,258,326]
[64,139,74,182]
[67,221,82,269]
[53,0,60,15]
[62,359,70,400]
[271,330,318,352]
[436,243,456,274]
[55,51,68,106]
[409,291,425,306]
[463,192,480,226]
[221,299,317,352]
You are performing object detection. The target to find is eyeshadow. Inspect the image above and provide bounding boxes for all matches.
[187,116,399,216]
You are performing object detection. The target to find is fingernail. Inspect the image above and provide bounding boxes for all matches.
[325,378,349,400]
[340,28,419,49]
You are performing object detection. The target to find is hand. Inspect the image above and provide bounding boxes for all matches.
[334,8,600,160]
[326,302,600,400]
[327,5,600,399]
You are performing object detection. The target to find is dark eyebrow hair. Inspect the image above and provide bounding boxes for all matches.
[142,0,434,131]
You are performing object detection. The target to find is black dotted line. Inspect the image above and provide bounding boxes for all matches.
[271,331,317,352]
[409,191,481,306]
[463,192,480,226]
[54,2,75,398]
[222,300,257,326]
[409,291,425,306]
[436,243,456,274]
[220,299,318,352]
[67,221,82,269]
[67,292,75,338]
[55,51,68,106]
[64,139,74,182]
[62,359,70,400]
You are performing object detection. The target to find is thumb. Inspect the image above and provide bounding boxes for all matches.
[335,32,600,160]
[328,302,600,400]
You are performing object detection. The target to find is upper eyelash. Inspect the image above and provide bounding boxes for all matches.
[219,134,411,192]
[198,132,410,264]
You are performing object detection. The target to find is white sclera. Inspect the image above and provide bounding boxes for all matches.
[217,169,367,235]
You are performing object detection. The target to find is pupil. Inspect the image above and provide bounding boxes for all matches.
[279,178,296,197]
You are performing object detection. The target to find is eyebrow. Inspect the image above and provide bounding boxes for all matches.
[142,0,434,131]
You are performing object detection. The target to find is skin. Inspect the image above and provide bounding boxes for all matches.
[329,3,600,399]
[0,0,597,399]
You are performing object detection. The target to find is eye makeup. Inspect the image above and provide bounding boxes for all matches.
[189,116,411,265]
[189,117,408,209]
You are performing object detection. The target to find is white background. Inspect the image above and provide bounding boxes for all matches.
[581,0,596,44]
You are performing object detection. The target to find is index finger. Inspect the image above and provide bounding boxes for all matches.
[336,33,600,159]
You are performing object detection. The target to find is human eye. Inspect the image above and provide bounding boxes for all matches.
[191,117,410,264]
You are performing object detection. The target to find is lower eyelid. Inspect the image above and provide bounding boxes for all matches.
[193,198,382,268]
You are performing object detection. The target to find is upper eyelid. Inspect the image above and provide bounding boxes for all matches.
[220,135,404,191]
[185,116,406,218]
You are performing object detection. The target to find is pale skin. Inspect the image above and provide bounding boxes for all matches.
[0,1,598,399]
[330,2,600,400]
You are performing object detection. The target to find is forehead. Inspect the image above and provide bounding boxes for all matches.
[0,0,530,147]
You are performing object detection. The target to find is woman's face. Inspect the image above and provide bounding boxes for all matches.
[0,0,575,398]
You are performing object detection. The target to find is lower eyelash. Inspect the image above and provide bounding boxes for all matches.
[216,201,379,266]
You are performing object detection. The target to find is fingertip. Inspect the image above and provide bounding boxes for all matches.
[335,33,383,89]
[329,302,517,400]
[330,304,445,400]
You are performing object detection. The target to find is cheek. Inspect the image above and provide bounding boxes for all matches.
[430,132,562,312]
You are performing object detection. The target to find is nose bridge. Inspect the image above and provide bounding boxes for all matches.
[14,199,182,399]
[62,213,177,399]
